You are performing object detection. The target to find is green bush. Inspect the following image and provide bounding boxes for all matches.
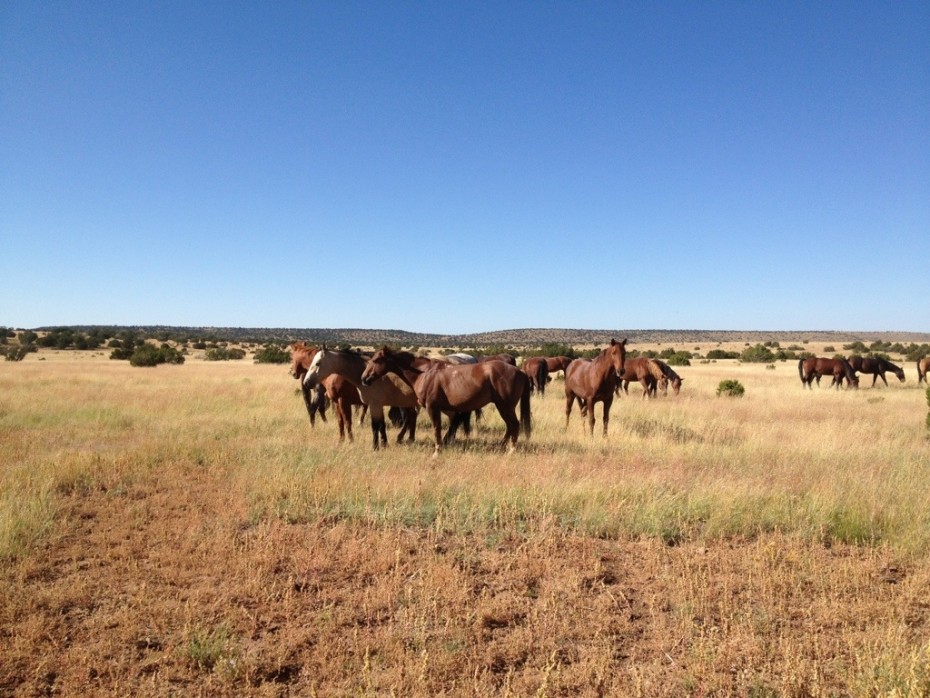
[253,344,290,364]
[2,345,34,361]
[204,347,246,361]
[706,349,739,360]
[717,379,745,397]
[740,344,775,363]
[125,343,185,367]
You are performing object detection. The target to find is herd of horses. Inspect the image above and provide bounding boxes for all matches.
[288,341,926,454]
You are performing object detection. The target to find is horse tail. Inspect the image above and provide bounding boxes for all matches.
[798,358,804,383]
[520,376,532,439]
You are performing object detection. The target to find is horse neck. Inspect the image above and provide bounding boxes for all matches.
[592,349,620,379]
[322,352,365,387]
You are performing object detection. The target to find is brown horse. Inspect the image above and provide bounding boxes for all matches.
[918,356,930,385]
[848,356,905,387]
[478,353,517,366]
[361,348,531,454]
[654,359,683,396]
[289,343,369,440]
[521,357,550,397]
[303,347,419,450]
[618,356,667,399]
[288,343,328,426]
[544,356,574,377]
[798,357,859,389]
[564,339,627,437]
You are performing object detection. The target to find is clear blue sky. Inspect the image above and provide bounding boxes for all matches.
[2,2,928,333]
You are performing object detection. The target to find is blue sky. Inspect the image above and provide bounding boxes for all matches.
[2,2,928,333]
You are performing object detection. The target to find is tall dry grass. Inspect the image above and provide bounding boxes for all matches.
[1,351,929,695]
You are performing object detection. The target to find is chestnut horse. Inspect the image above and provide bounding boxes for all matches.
[289,343,367,440]
[848,356,905,387]
[303,347,419,450]
[564,339,627,437]
[618,357,667,399]
[521,357,550,397]
[654,359,683,396]
[918,356,930,385]
[798,357,859,389]
[361,348,531,454]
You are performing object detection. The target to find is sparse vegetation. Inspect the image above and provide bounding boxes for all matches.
[2,339,929,695]
[716,378,745,397]
[204,346,246,361]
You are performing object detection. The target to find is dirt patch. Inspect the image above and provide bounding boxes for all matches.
[2,461,928,696]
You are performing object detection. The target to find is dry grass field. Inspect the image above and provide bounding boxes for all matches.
[2,347,929,696]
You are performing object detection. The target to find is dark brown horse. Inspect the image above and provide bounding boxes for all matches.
[303,347,419,450]
[544,356,574,377]
[361,348,531,454]
[478,353,517,366]
[848,356,905,387]
[564,339,627,437]
[618,356,666,399]
[521,357,550,397]
[798,357,859,390]
[654,359,683,396]
[918,356,930,385]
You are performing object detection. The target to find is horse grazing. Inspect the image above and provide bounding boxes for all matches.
[798,357,859,390]
[564,339,627,437]
[521,357,550,397]
[303,347,419,450]
[478,353,517,366]
[618,357,667,399]
[918,356,930,385]
[544,356,574,377]
[848,356,905,387]
[361,347,531,454]
[654,359,683,396]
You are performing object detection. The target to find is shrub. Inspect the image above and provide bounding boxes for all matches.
[125,344,185,367]
[2,345,33,361]
[740,344,775,363]
[204,347,246,361]
[706,349,739,360]
[823,346,836,353]
[665,353,692,366]
[717,379,745,397]
[253,344,291,364]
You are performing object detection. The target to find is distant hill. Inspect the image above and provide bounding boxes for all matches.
[30,325,930,347]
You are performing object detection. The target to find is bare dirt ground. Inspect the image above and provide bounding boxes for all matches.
[3,458,927,696]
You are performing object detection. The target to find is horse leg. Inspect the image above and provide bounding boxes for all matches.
[877,373,886,387]
[565,392,575,428]
[430,406,443,455]
[335,399,347,442]
[586,399,596,437]
[401,407,417,443]
[370,406,385,450]
[602,398,613,437]
[640,378,649,400]
[494,399,520,451]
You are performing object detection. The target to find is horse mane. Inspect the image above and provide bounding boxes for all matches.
[645,359,664,380]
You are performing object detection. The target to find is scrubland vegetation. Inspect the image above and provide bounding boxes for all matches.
[1,348,929,695]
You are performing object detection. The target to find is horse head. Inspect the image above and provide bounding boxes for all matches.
[608,338,628,377]
[302,346,329,390]
[288,342,316,379]
[361,346,395,386]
